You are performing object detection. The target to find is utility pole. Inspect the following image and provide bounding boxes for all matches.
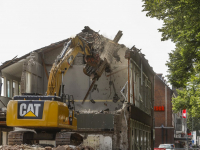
[186,111,189,150]
[192,117,193,132]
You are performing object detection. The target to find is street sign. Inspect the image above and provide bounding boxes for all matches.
[182,109,186,118]
[192,131,196,145]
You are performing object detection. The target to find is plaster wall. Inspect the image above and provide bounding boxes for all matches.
[40,36,154,113]
[21,52,43,94]
[0,33,155,149]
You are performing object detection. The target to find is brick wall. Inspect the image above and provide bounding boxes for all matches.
[155,128,174,147]
[167,88,173,127]
[154,75,174,147]
[154,75,173,127]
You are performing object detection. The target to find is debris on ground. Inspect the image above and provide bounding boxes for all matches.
[0,144,94,150]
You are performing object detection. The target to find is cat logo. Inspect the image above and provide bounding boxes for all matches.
[17,101,44,119]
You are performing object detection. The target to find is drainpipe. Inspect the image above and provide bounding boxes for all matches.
[128,58,130,103]
[186,111,189,150]
[162,125,164,144]
[166,128,167,143]
[132,64,135,105]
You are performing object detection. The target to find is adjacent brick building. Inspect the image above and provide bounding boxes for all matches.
[154,74,174,147]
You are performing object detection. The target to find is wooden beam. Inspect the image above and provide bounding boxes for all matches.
[113,30,123,43]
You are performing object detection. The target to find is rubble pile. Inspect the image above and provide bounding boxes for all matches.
[0,145,94,150]
[55,145,94,150]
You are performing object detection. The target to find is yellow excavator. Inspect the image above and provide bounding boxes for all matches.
[6,27,110,146]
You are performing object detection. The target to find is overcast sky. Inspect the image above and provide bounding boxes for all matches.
[0,0,175,80]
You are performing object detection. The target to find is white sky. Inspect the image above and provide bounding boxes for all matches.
[0,0,175,80]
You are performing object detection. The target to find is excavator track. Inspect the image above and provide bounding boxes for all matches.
[8,132,23,145]
[8,131,83,146]
[55,132,83,146]
[8,131,35,145]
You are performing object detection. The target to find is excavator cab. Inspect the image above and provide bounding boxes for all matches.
[6,94,81,145]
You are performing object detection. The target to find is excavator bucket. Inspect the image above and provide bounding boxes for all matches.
[82,58,110,104]
[83,57,110,80]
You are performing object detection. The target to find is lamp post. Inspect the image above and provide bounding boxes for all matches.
[186,111,189,150]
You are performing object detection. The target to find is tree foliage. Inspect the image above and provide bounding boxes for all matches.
[172,72,200,117]
[142,0,200,116]
[142,0,200,88]
[187,115,200,131]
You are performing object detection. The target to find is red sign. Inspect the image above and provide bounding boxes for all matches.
[182,109,186,118]
[187,132,191,135]
[154,106,165,111]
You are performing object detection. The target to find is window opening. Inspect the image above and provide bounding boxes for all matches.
[7,80,10,97]
[1,77,4,96]
[13,81,18,96]
[19,83,21,95]
[26,72,31,93]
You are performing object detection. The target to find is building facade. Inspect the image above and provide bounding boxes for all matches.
[0,29,155,149]
[154,74,174,147]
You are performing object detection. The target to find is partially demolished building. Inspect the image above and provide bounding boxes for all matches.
[0,28,155,150]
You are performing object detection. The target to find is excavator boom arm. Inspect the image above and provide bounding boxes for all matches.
[47,36,91,96]
[46,27,109,97]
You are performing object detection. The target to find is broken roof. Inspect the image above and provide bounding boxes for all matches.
[0,30,155,78]
[0,38,70,71]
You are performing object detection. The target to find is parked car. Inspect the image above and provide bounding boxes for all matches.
[154,144,175,150]
[154,148,165,150]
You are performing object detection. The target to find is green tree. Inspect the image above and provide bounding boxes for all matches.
[142,0,200,88]
[187,115,200,131]
[142,0,200,115]
[172,72,200,117]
